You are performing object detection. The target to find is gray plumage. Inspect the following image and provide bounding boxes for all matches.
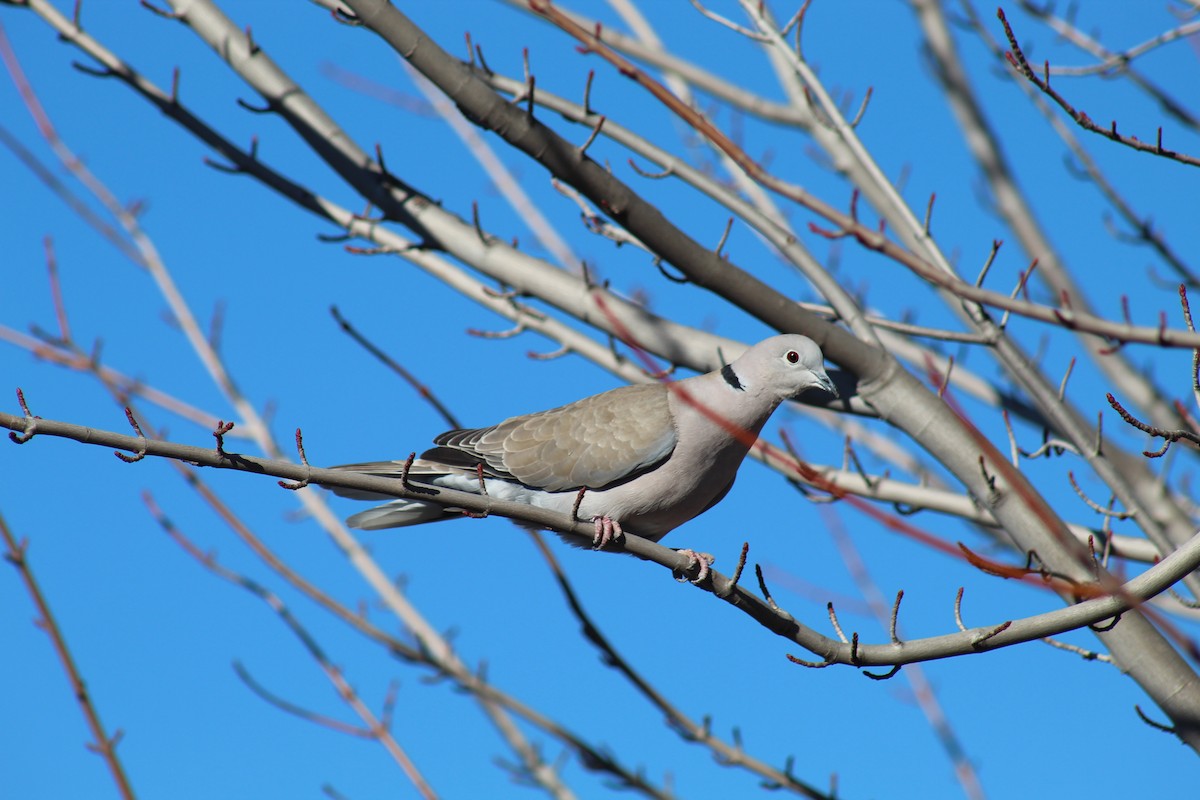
[330,335,836,543]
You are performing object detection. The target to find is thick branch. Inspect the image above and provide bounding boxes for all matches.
[338,0,1200,746]
[4,407,1199,671]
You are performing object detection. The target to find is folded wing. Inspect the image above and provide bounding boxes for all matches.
[426,383,677,492]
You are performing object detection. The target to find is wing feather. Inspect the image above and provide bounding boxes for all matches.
[425,383,675,492]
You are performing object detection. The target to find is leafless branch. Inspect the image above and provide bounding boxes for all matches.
[0,513,137,800]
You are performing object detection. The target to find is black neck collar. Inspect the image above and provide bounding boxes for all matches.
[720,363,744,391]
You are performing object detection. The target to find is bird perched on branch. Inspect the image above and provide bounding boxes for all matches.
[329,335,836,557]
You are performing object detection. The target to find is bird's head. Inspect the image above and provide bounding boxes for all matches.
[727,334,838,401]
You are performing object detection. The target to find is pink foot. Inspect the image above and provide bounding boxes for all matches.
[674,549,715,584]
[591,516,625,550]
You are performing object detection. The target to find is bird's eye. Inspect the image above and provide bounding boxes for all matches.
[786,350,799,364]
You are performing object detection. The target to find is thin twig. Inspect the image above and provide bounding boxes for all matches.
[1,513,137,800]
[144,493,439,799]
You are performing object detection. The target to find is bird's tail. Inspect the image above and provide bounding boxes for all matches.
[344,499,451,530]
[326,460,459,530]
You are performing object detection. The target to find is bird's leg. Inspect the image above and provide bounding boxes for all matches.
[673,549,715,584]
[591,516,625,550]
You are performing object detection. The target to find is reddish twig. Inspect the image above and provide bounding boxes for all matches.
[8,387,39,444]
[114,407,147,463]
[42,236,73,343]
[278,428,312,490]
[997,9,1199,167]
[212,420,235,458]
[1,513,137,800]
[143,492,439,800]
[1106,393,1200,458]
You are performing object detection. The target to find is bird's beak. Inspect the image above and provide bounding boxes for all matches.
[816,369,839,398]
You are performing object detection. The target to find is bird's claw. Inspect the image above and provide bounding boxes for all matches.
[673,549,715,584]
[591,516,625,550]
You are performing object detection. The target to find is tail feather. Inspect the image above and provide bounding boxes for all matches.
[345,499,452,530]
[328,486,395,501]
[326,460,455,501]
[329,460,482,530]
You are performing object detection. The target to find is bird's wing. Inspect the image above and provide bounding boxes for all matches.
[425,383,677,492]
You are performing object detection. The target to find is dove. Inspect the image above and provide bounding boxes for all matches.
[329,335,836,557]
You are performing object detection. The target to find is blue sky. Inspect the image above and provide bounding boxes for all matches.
[2,2,1199,798]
